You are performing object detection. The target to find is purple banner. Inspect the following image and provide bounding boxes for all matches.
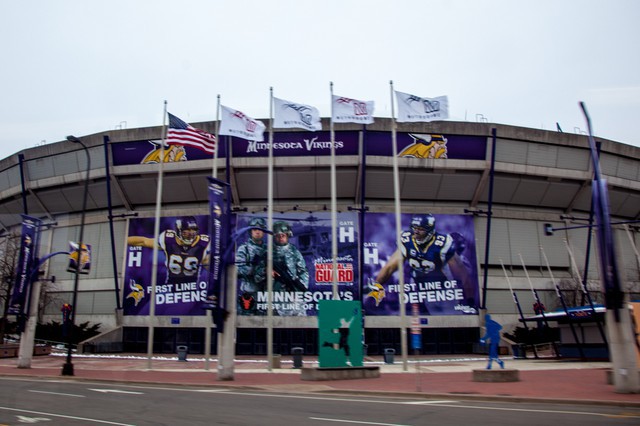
[9,215,41,315]
[236,212,360,316]
[362,213,479,316]
[111,131,486,165]
[230,131,359,157]
[365,131,487,160]
[66,242,91,275]
[123,215,211,316]
[111,139,228,166]
[207,177,225,300]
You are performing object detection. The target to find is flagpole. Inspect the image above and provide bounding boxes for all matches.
[329,82,339,300]
[267,87,275,370]
[518,253,559,356]
[147,100,168,369]
[499,258,538,359]
[540,246,586,360]
[390,81,408,371]
[205,95,220,371]
[212,94,221,179]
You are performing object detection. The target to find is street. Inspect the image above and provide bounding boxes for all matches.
[0,377,638,425]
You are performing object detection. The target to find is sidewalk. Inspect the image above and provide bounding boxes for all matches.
[0,351,638,407]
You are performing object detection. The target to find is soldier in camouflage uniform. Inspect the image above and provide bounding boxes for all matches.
[272,221,309,316]
[236,217,268,315]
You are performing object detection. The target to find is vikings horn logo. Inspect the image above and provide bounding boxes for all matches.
[366,281,386,307]
[141,141,187,164]
[399,134,448,159]
[126,279,145,306]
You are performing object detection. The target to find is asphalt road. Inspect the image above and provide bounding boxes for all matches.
[0,377,639,426]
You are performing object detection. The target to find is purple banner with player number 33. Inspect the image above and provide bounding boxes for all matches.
[361,213,479,316]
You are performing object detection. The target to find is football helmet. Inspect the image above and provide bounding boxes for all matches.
[410,214,436,244]
[175,216,199,245]
[272,221,292,236]
[248,217,267,230]
[273,221,292,246]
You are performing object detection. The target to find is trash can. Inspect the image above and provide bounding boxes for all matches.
[270,354,281,369]
[383,348,395,364]
[291,347,304,368]
[177,345,188,361]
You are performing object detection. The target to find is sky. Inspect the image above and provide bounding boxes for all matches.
[1,0,639,160]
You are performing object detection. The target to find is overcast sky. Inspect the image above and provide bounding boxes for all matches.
[1,0,639,160]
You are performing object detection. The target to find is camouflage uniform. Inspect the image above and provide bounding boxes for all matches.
[236,236,267,293]
[273,242,309,316]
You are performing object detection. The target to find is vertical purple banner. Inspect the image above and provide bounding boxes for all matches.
[207,177,225,300]
[66,242,91,275]
[9,215,41,315]
[236,212,360,316]
[123,215,210,316]
[592,179,624,310]
[362,213,479,316]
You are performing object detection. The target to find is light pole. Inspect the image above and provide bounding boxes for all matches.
[61,135,90,376]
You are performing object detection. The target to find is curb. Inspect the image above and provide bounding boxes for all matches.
[1,371,639,408]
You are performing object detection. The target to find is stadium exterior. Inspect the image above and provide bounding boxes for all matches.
[1,117,639,356]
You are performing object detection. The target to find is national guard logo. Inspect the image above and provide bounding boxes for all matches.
[126,279,145,306]
[141,141,187,164]
[399,134,448,159]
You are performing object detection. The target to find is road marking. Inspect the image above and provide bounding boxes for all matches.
[29,390,85,398]
[310,418,409,426]
[204,390,640,419]
[88,389,144,395]
[14,415,51,423]
[394,402,640,419]
[0,407,134,426]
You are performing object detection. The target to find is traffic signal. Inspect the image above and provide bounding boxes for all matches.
[544,223,554,236]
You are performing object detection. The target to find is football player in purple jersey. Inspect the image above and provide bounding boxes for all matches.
[373,214,473,312]
[127,216,210,284]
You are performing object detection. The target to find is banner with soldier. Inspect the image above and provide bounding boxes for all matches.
[235,212,360,316]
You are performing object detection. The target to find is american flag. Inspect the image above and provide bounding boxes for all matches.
[166,112,216,154]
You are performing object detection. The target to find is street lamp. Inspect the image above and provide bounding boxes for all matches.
[61,135,91,376]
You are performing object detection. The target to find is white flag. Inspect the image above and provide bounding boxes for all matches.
[273,97,322,131]
[395,91,449,122]
[219,105,266,141]
[331,95,374,124]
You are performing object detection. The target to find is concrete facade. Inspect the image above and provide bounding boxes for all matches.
[1,118,639,350]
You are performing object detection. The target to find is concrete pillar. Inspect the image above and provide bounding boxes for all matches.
[605,308,640,393]
[217,265,237,381]
[17,280,42,369]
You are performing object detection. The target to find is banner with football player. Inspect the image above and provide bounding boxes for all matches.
[123,215,211,316]
[362,213,479,316]
[235,212,360,316]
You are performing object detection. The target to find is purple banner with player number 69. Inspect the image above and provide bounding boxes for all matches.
[123,215,211,316]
